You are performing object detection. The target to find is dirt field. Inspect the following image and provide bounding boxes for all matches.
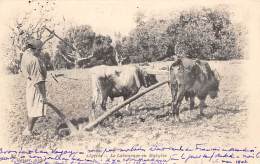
[6,60,248,149]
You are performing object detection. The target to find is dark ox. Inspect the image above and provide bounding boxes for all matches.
[90,65,158,120]
[169,58,220,121]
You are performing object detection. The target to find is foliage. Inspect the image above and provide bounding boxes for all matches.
[6,5,246,73]
[170,8,243,60]
[53,52,74,70]
[40,52,53,70]
[5,0,57,74]
[116,7,245,62]
[116,17,171,63]
[93,34,116,65]
[55,25,95,68]
[6,58,21,74]
[54,25,117,69]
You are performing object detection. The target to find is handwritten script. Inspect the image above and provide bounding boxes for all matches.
[1,144,259,163]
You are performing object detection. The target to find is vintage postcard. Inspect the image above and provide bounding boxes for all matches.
[0,0,259,163]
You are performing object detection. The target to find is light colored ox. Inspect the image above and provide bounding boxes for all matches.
[89,65,158,121]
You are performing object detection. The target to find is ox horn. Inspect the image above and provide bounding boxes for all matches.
[213,69,221,80]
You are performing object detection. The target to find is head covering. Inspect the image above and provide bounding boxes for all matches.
[27,39,43,49]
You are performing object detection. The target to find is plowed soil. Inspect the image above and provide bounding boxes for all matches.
[6,60,248,149]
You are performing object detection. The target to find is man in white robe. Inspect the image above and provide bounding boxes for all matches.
[20,39,47,136]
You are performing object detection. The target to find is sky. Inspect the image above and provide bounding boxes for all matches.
[0,0,251,38]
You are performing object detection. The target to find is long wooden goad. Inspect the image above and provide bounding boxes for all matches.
[44,27,76,51]
[83,80,169,131]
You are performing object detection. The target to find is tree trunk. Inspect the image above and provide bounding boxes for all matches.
[74,59,79,69]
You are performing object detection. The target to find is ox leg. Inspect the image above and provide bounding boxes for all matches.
[101,96,108,111]
[199,99,206,116]
[125,104,131,112]
[90,86,99,122]
[90,79,105,122]
[170,82,184,122]
[189,96,195,117]
[123,96,132,115]
[124,103,131,115]
[100,87,111,111]
[174,93,184,122]
[171,103,177,120]
[190,97,195,110]
[170,83,178,116]
[89,102,96,122]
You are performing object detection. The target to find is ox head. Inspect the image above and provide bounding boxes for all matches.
[139,69,158,88]
[192,61,220,99]
[207,69,220,99]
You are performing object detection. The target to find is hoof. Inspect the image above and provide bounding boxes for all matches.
[58,128,71,137]
[121,109,132,116]
[174,116,182,122]
[88,116,95,123]
[176,119,182,123]
[22,128,32,136]
[172,118,182,123]
[114,112,123,119]
[197,113,205,119]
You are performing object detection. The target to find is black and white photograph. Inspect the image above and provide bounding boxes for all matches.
[0,0,259,163]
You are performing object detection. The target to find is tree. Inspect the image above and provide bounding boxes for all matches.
[119,7,244,62]
[55,26,117,69]
[55,25,96,68]
[40,52,53,70]
[166,7,244,60]
[93,34,116,65]
[4,0,57,73]
[119,14,171,63]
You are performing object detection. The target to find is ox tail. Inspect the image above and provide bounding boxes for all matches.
[135,68,143,88]
[91,75,99,109]
[168,64,171,85]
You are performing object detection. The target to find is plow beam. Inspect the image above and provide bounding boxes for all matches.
[83,80,169,131]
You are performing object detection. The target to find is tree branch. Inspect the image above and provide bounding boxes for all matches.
[65,52,77,59]
[60,53,74,64]
[76,53,94,63]
[42,32,54,47]
[44,26,77,51]
[31,17,44,32]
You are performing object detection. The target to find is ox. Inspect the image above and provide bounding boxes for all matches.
[169,57,220,121]
[89,65,158,121]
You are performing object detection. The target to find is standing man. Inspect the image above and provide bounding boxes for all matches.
[20,39,48,136]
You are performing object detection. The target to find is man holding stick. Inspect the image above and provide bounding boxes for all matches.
[20,36,53,136]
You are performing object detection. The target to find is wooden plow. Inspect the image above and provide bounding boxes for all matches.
[45,78,168,135]
[82,80,169,131]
